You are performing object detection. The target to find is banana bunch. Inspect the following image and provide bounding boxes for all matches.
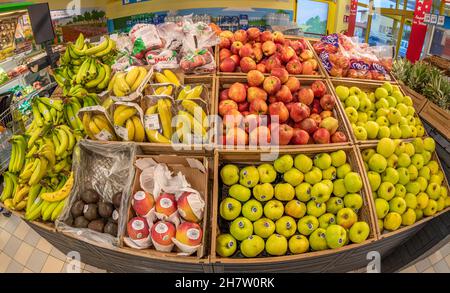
[0,172,18,203]
[85,36,116,57]
[153,85,174,96]
[144,99,173,144]
[73,57,111,92]
[8,135,26,173]
[82,112,116,141]
[31,97,65,127]
[109,67,148,97]
[153,70,181,86]
[113,105,145,142]
[177,85,204,100]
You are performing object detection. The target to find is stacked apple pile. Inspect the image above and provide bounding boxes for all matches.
[216,151,370,258]
[336,82,425,141]
[219,70,348,145]
[363,138,450,232]
[219,29,320,75]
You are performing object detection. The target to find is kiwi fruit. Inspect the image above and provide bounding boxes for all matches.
[83,203,99,221]
[81,189,100,204]
[112,192,122,209]
[65,214,74,226]
[98,202,113,218]
[74,216,89,228]
[71,200,85,218]
[104,222,118,236]
[111,209,119,223]
[88,219,105,233]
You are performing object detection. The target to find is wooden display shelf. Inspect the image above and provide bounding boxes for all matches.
[419,102,450,141]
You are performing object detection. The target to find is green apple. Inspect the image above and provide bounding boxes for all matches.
[384,212,402,231]
[404,193,417,209]
[295,183,312,202]
[387,154,398,168]
[330,150,347,168]
[376,116,389,128]
[345,107,359,123]
[367,111,376,121]
[265,234,288,256]
[221,164,240,186]
[395,184,407,198]
[426,183,441,200]
[393,139,406,155]
[382,82,393,94]
[415,208,424,221]
[386,96,397,108]
[333,179,347,197]
[240,235,265,258]
[242,199,263,222]
[417,125,426,137]
[253,218,276,238]
[411,154,424,170]
[274,155,294,174]
[216,234,237,257]
[445,197,450,208]
[368,171,381,191]
[369,154,387,173]
[283,168,304,186]
[309,228,328,251]
[349,221,370,244]
[378,126,391,139]
[263,200,285,221]
[364,161,369,171]
[405,143,415,156]
[423,137,435,152]
[378,219,384,232]
[368,92,376,103]
[311,182,332,203]
[423,199,438,216]
[382,167,399,185]
[253,183,274,202]
[285,200,306,219]
[376,97,389,109]
[349,86,362,96]
[304,167,323,185]
[345,95,360,109]
[410,126,418,138]
[436,197,445,212]
[403,96,413,106]
[389,197,407,214]
[220,197,242,221]
[274,183,295,201]
[412,138,424,153]
[378,182,396,201]
[390,124,402,139]
[401,208,416,226]
[392,91,404,103]
[406,181,420,195]
[397,153,411,168]
[416,192,429,209]
[336,208,357,229]
[344,172,363,193]
[427,161,439,175]
[275,216,297,238]
[400,125,412,139]
[230,217,253,241]
[354,126,368,140]
[441,187,448,199]
[319,213,337,229]
[325,224,347,248]
[387,108,402,124]
[323,166,337,180]
[416,176,428,192]
[419,166,431,180]
[297,215,319,236]
[326,197,344,214]
[321,179,334,193]
[313,153,332,170]
[257,164,277,183]
[375,198,389,219]
[422,151,432,165]
[357,112,368,123]
[336,85,350,101]
[294,154,313,173]
[409,106,417,116]
[229,184,252,202]
[399,117,408,126]
[430,174,443,185]
[377,138,395,158]
[406,115,416,126]
[307,200,326,218]
[239,166,259,188]
[288,235,309,254]
[377,108,390,117]
[344,193,363,211]
[364,121,379,140]
[408,165,419,181]
[362,149,376,162]
[336,163,352,179]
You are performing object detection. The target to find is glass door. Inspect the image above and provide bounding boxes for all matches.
[367,13,400,47]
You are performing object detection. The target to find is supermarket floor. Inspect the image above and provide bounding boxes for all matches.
[1,213,449,273]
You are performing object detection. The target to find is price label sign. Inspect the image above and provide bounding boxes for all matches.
[424,14,431,24]
[430,14,438,24]
[437,15,445,26]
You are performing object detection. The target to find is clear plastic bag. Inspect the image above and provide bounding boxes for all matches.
[55,140,137,247]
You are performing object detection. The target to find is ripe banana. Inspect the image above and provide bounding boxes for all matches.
[28,157,48,186]
[178,110,207,138]
[145,129,171,144]
[125,67,141,87]
[125,119,135,141]
[94,38,116,57]
[51,199,67,221]
[130,67,148,92]
[131,116,145,142]
[163,70,180,86]
[157,99,173,139]
[108,72,118,92]
[40,172,73,202]
[154,72,170,83]
[177,85,191,100]
[26,184,42,213]
[181,99,207,125]
[97,63,111,90]
[55,128,69,157]
[85,37,109,56]
[82,113,96,139]
[113,73,131,97]
[185,85,204,100]
[114,107,137,127]
[13,185,30,206]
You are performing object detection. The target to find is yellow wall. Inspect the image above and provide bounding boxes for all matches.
[34,0,107,10]
[335,0,349,33]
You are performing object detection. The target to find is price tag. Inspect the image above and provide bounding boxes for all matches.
[437,15,445,26]
[95,129,113,141]
[114,126,129,141]
[144,114,160,130]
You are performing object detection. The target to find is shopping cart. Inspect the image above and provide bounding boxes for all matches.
[0,92,13,174]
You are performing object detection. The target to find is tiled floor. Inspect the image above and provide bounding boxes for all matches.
[1,213,449,273]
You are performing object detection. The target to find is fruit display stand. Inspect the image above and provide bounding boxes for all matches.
[399,84,429,114]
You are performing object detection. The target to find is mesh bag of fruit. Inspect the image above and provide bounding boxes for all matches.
[55,140,137,247]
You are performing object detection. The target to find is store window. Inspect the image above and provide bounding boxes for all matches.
[368,13,399,47]
[296,0,328,36]
[355,6,369,42]
[374,0,398,9]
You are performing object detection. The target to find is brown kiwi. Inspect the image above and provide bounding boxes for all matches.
[88,219,105,233]
[65,214,74,226]
[81,189,100,204]
[103,222,118,236]
[74,216,89,228]
[98,202,114,218]
[111,209,119,223]
[71,200,85,218]
[112,192,122,209]
[83,203,99,221]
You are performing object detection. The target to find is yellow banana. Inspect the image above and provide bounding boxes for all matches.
[114,107,137,127]
[115,73,131,95]
[29,157,48,186]
[161,86,173,96]
[154,72,170,83]
[181,99,207,124]
[157,99,173,139]
[3,199,14,210]
[89,120,101,135]
[42,201,59,221]
[40,172,74,202]
[185,85,204,100]
[125,119,135,141]
[101,97,114,110]
[130,67,148,92]
[178,110,207,138]
[163,69,180,86]
[155,87,166,95]
[131,116,145,142]
[97,63,111,90]
[125,67,141,87]
[93,115,114,133]
[55,128,69,156]
[177,85,191,100]
[82,113,96,139]
[15,200,27,211]
[94,38,116,57]
[145,129,171,144]
[85,37,109,55]
[51,199,67,221]
[108,72,118,92]
[145,105,158,115]
[13,185,30,206]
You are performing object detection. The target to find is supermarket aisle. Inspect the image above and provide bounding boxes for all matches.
[1,212,449,273]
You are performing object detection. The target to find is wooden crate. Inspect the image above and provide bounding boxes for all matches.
[210,145,379,265]
[216,76,353,150]
[120,154,210,264]
[419,101,450,141]
[330,79,428,146]
[355,143,450,240]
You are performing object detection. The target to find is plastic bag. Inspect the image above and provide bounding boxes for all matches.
[56,140,137,247]
[129,24,163,59]
[141,94,176,144]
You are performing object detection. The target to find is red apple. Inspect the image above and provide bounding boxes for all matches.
[313,128,331,144]
[220,58,236,72]
[276,85,293,103]
[151,221,176,246]
[300,49,314,61]
[253,47,263,62]
[286,60,303,75]
[244,114,263,133]
[265,55,282,72]
[260,31,273,42]
[262,41,276,56]
[132,191,154,217]
[219,37,231,49]
[290,102,311,122]
[311,80,327,98]
[300,118,318,134]
[176,222,203,246]
[249,98,268,115]
[263,76,282,95]
[234,29,248,43]
[302,61,314,75]
[320,117,339,135]
[274,124,294,145]
[240,57,257,73]
[230,54,240,65]
[225,127,248,145]
[320,94,335,111]
[231,41,244,55]
[298,88,314,105]
[238,101,249,112]
[239,44,254,58]
[220,30,233,40]
[310,113,322,125]
[228,82,247,103]
[155,193,177,216]
[320,111,333,119]
[269,102,290,123]
[291,128,310,145]
[223,109,244,128]
[218,99,238,116]
[280,46,295,63]
[247,70,265,87]
[127,217,150,240]
[271,67,289,84]
[256,63,266,73]
[249,126,271,146]
[177,192,203,223]
[273,31,285,44]
[219,48,232,61]
[247,27,261,40]
[290,40,305,54]
[285,77,301,93]
[309,59,319,70]
[220,89,230,101]
[331,131,348,143]
[247,87,268,102]
[311,99,322,114]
